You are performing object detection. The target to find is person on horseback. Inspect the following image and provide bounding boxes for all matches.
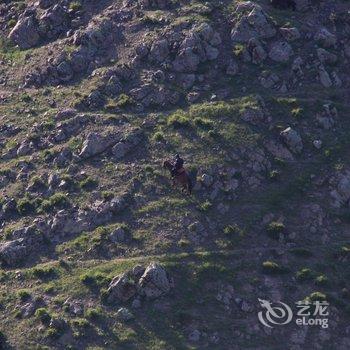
[171,154,184,177]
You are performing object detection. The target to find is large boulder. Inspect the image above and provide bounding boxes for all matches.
[107,273,137,303]
[149,39,169,63]
[314,28,336,48]
[0,239,28,266]
[280,127,303,154]
[231,2,276,43]
[8,15,40,49]
[79,132,119,159]
[137,262,171,299]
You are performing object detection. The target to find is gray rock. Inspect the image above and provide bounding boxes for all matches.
[0,239,28,266]
[107,273,137,303]
[294,0,310,11]
[79,132,118,159]
[201,174,214,187]
[279,27,301,42]
[131,298,141,309]
[314,28,336,48]
[55,108,77,121]
[112,142,130,160]
[109,227,126,243]
[317,48,337,64]
[259,72,279,88]
[226,60,239,76]
[149,39,169,63]
[116,307,134,321]
[8,15,39,49]
[231,2,276,43]
[16,141,32,157]
[318,65,332,88]
[248,38,267,64]
[56,61,73,82]
[137,262,171,299]
[269,41,293,62]
[189,329,201,342]
[173,47,200,73]
[313,140,322,149]
[280,127,303,154]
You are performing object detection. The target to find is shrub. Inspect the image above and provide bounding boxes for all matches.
[266,221,285,240]
[269,170,280,180]
[7,19,16,28]
[223,224,244,238]
[0,330,6,344]
[101,191,114,200]
[69,1,82,11]
[152,131,165,142]
[296,268,313,282]
[85,307,104,320]
[262,261,287,274]
[18,289,31,301]
[198,200,212,212]
[308,291,327,302]
[116,94,134,108]
[39,193,69,212]
[31,266,57,280]
[79,177,98,190]
[289,247,313,258]
[71,318,90,329]
[35,308,51,325]
[194,117,214,129]
[80,272,110,288]
[315,275,328,286]
[233,43,245,57]
[17,197,36,215]
[291,107,303,118]
[167,112,191,128]
[178,238,190,247]
[46,327,61,339]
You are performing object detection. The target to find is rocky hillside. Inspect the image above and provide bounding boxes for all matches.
[0,0,350,348]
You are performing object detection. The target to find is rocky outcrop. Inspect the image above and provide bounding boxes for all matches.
[8,13,40,49]
[231,2,276,43]
[106,262,172,303]
[137,262,172,299]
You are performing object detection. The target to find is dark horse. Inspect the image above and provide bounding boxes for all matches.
[163,160,193,195]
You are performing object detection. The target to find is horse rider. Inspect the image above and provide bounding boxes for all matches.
[171,154,184,177]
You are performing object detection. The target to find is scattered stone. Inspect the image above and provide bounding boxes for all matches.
[268,41,293,62]
[280,127,303,154]
[188,329,201,342]
[109,227,126,243]
[201,174,214,187]
[116,307,134,321]
[313,140,322,149]
[315,28,336,48]
[279,27,301,42]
